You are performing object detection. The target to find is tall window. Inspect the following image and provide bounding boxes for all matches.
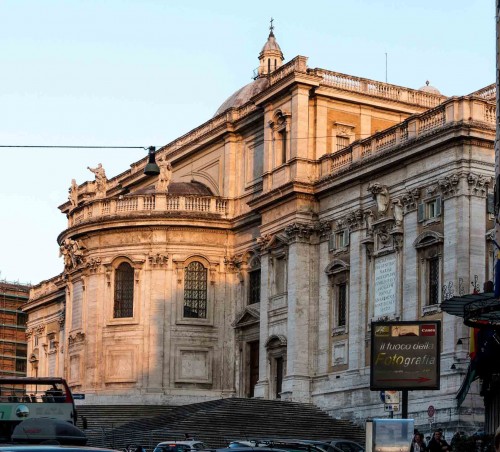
[278,128,287,165]
[336,283,347,327]
[249,269,261,305]
[274,256,287,295]
[428,257,440,305]
[184,261,208,318]
[114,262,134,318]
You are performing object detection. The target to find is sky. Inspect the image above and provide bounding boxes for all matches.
[0,0,495,285]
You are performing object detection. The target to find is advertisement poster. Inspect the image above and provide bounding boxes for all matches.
[370,321,441,390]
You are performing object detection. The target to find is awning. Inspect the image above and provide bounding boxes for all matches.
[441,292,500,327]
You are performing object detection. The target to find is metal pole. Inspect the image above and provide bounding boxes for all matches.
[402,390,408,418]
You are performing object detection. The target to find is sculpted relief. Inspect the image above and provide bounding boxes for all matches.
[59,239,86,270]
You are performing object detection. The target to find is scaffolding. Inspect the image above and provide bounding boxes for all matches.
[0,281,30,377]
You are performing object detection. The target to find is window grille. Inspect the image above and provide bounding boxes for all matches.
[337,283,347,327]
[249,269,261,305]
[428,257,440,305]
[114,262,134,318]
[183,262,208,318]
[336,135,350,152]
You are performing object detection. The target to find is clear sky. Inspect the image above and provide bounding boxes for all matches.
[0,0,495,285]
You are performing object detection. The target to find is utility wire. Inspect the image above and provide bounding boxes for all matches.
[0,145,148,149]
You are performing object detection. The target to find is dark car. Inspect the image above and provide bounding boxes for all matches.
[226,440,336,452]
[0,447,120,452]
[321,440,364,452]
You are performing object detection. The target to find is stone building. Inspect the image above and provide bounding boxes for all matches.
[0,281,29,376]
[24,30,495,432]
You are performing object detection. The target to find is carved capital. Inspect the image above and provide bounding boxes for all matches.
[401,188,420,212]
[467,172,490,197]
[86,257,102,272]
[148,253,169,266]
[317,220,332,239]
[68,331,86,346]
[437,173,460,197]
[284,222,314,242]
[345,209,365,231]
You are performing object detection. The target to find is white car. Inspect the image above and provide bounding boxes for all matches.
[153,441,208,452]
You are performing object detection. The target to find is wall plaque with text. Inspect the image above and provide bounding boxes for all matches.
[374,254,397,317]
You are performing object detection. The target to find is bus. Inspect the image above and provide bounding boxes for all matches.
[0,377,78,443]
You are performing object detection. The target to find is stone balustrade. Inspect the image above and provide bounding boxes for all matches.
[314,68,446,108]
[68,194,230,228]
[320,97,496,178]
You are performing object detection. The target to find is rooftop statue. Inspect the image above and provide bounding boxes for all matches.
[155,156,173,192]
[87,163,107,198]
[68,179,79,210]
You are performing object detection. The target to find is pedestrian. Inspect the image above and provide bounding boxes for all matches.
[428,429,452,452]
[410,431,428,452]
[495,426,500,452]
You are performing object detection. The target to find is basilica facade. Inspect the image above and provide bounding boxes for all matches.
[24,31,495,431]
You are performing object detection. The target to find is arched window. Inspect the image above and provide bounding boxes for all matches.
[183,261,208,318]
[114,262,134,318]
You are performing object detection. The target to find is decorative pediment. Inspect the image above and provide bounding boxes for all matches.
[257,232,289,251]
[413,230,444,249]
[325,259,350,275]
[265,334,287,349]
[232,303,261,328]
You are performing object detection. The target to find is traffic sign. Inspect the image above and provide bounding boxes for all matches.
[427,405,435,417]
[385,403,400,412]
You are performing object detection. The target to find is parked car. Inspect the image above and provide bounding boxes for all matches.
[226,440,335,452]
[0,447,120,452]
[321,440,364,452]
[153,441,207,452]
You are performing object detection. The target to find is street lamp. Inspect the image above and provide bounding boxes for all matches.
[144,146,160,176]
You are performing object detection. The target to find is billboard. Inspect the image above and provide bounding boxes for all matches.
[370,321,441,390]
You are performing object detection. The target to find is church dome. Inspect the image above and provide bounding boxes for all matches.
[214,77,269,116]
[214,24,283,116]
[134,181,213,196]
[419,80,441,95]
[259,31,283,56]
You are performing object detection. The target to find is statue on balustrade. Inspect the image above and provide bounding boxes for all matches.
[155,156,173,192]
[87,163,107,198]
[68,179,79,209]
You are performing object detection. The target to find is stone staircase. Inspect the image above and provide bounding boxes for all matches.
[76,398,365,450]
